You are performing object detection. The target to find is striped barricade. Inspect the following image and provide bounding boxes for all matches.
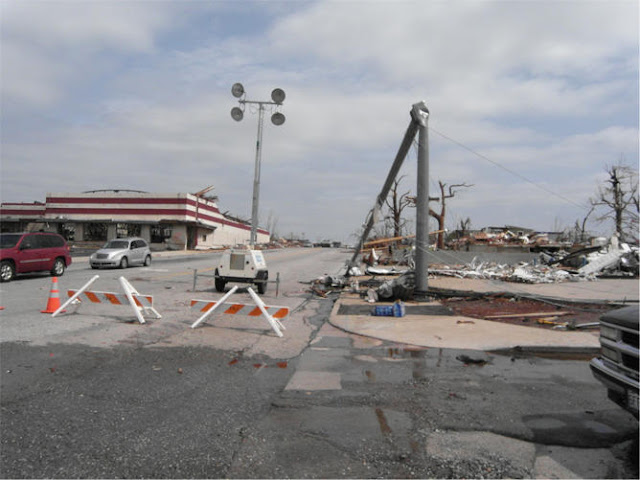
[51,275,161,324]
[64,289,158,324]
[68,290,154,308]
[190,300,289,319]
[190,285,286,336]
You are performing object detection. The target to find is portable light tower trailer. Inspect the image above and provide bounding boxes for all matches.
[215,249,269,294]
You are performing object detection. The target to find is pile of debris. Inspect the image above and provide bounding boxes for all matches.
[307,237,638,302]
[422,236,638,284]
[449,229,557,249]
[428,260,576,284]
[544,239,638,278]
[430,238,638,284]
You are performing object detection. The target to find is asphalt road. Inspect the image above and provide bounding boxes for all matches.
[1,249,638,478]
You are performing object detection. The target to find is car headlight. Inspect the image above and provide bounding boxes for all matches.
[600,325,618,341]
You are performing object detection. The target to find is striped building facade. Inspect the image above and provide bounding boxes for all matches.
[0,191,269,249]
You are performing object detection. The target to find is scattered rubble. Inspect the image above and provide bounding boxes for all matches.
[428,260,577,284]
[309,236,637,302]
[443,296,611,329]
[375,272,415,300]
[430,238,638,284]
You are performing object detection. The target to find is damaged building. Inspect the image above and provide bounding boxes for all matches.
[0,190,270,249]
[447,225,567,252]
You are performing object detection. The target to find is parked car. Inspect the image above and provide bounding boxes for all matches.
[590,304,639,418]
[0,232,72,282]
[89,237,152,269]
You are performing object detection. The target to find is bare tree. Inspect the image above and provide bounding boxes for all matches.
[265,210,279,241]
[406,180,472,249]
[457,217,472,239]
[576,204,596,243]
[591,162,639,244]
[428,181,473,249]
[385,175,414,239]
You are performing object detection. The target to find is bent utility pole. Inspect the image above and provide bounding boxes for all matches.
[348,102,430,291]
[412,102,430,299]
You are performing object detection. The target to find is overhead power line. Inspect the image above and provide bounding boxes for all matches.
[427,126,590,211]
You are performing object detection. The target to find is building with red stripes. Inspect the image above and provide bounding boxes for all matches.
[0,191,270,249]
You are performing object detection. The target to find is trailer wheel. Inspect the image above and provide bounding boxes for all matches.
[214,269,226,292]
[256,270,268,294]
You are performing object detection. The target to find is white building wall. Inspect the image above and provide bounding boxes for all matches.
[32,192,270,248]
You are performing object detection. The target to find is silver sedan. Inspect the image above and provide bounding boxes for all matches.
[89,237,152,269]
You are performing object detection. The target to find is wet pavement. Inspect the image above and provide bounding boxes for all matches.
[230,318,638,479]
[2,250,638,478]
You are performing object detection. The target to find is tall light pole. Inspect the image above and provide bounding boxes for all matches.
[231,83,286,247]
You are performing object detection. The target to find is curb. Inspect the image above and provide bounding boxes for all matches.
[328,291,603,354]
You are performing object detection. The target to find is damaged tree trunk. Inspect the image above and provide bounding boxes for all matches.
[385,176,413,240]
[429,181,472,249]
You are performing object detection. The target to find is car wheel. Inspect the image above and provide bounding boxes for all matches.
[214,269,226,292]
[51,258,66,277]
[120,257,129,269]
[257,280,267,294]
[144,255,151,267]
[0,261,15,282]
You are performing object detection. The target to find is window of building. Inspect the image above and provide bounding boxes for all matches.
[151,226,171,243]
[86,223,108,241]
[116,223,141,238]
[59,223,75,241]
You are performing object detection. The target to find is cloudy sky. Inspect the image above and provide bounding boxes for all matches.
[1,1,638,243]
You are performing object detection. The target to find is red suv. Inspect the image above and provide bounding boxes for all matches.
[0,232,72,282]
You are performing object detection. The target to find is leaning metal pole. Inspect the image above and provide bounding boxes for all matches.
[347,106,424,272]
[250,104,265,247]
[412,102,430,298]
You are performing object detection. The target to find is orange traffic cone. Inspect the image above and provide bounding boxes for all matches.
[42,277,65,314]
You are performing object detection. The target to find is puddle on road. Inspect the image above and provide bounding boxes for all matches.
[492,350,598,362]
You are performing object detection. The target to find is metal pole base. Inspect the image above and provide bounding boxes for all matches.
[413,290,433,302]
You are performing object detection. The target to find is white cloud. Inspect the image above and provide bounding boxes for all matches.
[1,0,637,242]
[1,1,177,107]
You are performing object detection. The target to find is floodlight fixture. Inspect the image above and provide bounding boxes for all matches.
[271,112,285,126]
[231,106,244,121]
[231,83,245,98]
[271,88,285,104]
[231,83,287,247]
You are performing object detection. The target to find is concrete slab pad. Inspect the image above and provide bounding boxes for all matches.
[331,313,600,351]
[284,371,342,391]
[301,406,412,452]
[428,277,639,303]
[297,347,350,371]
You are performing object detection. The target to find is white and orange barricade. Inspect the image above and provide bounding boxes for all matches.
[52,275,161,324]
[190,285,288,337]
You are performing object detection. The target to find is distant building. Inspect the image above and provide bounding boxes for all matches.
[0,191,269,249]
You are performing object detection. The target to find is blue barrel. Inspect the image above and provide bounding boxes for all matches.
[372,301,406,317]
[372,305,394,316]
[393,301,406,317]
